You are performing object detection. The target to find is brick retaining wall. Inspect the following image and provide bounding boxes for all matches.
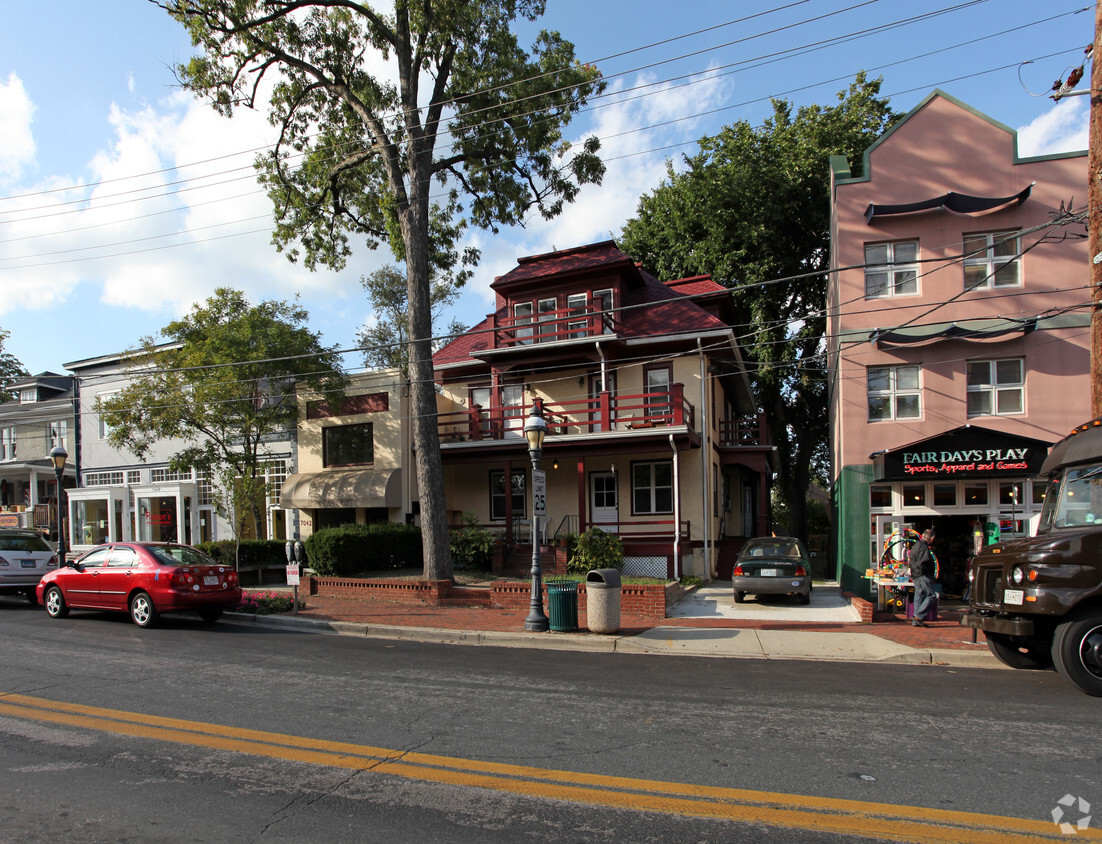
[310,575,679,621]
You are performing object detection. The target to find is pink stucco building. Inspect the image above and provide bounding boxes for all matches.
[827,90,1089,597]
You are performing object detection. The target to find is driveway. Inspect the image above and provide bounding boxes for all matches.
[668,581,861,623]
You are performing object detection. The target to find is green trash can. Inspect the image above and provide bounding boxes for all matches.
[546,580,579,632]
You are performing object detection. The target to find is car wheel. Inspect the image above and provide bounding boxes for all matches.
[798,591,811,606]
[129,592,159,628]
[44,586,68,619]
[1051,610,1102,695]
[199,608,223,623]
[733,590,745,604]
[985,632,1053,670]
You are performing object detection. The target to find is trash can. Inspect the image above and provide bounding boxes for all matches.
[585,568,622,634]
[546,580,579,632]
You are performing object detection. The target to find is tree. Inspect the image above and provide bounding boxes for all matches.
[98,288,345,552]
[159,0,605,580]
[357,265,466,376]
[0,329,28,403]
[620,74,898,541]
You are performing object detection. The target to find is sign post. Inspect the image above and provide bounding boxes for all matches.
[285,540,301,615]
[532,468,547,545]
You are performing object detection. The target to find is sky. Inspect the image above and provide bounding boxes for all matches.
[0,0,1094,376]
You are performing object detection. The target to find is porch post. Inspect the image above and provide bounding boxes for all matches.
[577,459,587,534]
[758,470,770,537]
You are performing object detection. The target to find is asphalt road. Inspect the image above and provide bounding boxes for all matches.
[1,595,1100,843]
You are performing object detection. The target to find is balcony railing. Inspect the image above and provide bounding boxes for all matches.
[436,386,694,442]
[494,304,615,348]
[718,413,768,447]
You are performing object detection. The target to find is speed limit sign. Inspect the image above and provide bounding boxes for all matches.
[532,469,547,516]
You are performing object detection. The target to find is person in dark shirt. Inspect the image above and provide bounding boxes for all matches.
[908,528,936,628]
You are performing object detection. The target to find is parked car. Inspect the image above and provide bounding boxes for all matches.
[732,537,812,605]
[37,542,241,627]
[0,528,59,603]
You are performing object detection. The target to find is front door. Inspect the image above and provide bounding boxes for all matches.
[590,472,618,526]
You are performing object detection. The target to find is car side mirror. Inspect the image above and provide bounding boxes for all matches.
[70,561,84,572]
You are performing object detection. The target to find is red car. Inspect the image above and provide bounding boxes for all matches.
[37,542,241,627]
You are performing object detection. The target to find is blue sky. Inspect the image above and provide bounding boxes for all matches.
[0,0,1092,375]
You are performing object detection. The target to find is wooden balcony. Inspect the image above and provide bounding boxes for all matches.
[494,304,615,348]
[436,386,694,443]
[718,413,768,447]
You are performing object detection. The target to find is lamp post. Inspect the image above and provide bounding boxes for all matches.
[523,405,549,632]
[49,446,67,565]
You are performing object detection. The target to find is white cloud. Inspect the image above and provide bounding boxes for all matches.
[0,72,36,182]
[1017,98,1088,157]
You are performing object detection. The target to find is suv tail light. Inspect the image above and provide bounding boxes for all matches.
[47,555,58,568]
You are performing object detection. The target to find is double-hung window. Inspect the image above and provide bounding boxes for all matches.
[0,427,14,460]
[633,461,673,515]
[513,302,534,345]
[865,241,918,298]
[48,419,67,450]
[964,231,1021,289]
[867,365,921,421]
[967,358,1024,417]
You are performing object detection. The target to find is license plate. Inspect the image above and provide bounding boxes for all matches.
[203,575,219,586]
[1003,589,1024,605]
[20,559,37,568]
[760,568,777,577]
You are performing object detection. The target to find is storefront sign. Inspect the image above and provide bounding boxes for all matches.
[880,426,1050,481]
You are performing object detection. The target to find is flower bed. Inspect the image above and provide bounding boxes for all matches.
[237,590,306,615]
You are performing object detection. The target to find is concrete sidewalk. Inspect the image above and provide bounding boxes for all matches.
[229,586,1002,670]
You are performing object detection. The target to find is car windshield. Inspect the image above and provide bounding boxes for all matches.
[146,545,218,567]
[0,533,52,552]
[1041,464,1102,529]
[746,541,801,558]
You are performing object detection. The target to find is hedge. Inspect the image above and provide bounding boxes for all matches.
[303,523,423,577]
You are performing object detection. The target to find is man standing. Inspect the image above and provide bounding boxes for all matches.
[908,528,936,628]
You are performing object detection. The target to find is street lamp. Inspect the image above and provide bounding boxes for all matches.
[523,405,549,632]
[50,446,67,566]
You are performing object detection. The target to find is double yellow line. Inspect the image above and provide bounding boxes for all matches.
[0,692,1089,843]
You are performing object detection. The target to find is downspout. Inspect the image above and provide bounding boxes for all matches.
[596,340,607,390]
[670,433,680,579]
[697,339,710,579]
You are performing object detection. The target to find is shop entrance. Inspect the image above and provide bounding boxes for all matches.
[927,514,982,599]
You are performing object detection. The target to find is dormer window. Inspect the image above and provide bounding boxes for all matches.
[19,388,36,404]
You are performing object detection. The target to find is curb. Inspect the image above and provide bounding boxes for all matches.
[223,611,1004,668]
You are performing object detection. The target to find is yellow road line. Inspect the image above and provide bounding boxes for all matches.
[0,693,1091,843]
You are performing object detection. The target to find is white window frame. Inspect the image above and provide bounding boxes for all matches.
[594,288,614,334]
[48,419,68,450]
[963,230,1021,290]
[864,240,918,299]
[867,365,921,422]
[98,391,120,439]
[967,358,1024,417]
[632,460,674,515]
[0,427,15,461]
[513,301,534,345]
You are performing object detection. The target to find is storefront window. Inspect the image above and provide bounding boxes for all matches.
[901,484,926,507]
[1032,482,1047,506]
[73,498,111,546]
[964,483,988,506]
[869,486,891,508]
[138,496,178,542]
[933,484,956,507]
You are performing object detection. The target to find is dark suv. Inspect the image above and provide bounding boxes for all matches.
[962,418,1102,695]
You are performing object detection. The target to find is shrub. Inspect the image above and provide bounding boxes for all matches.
[449,512,498,571]
[679,574,703,588]
[566,527,624,575]
[303,523,423,577]
[237,590,305,614]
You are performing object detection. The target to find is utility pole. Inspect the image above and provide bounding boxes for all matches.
[1091,1,1102,415]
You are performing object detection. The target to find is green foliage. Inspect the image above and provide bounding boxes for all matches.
[566,528,624,575]
[679,575,703,588]
[237,590,305,614]
[198,540,287,567]
[620,74,898,540]
[449,513,498,571]
[304,523,423,577]
[97,288,346,542]
[357,265,467,375]
[0,328,28,403]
